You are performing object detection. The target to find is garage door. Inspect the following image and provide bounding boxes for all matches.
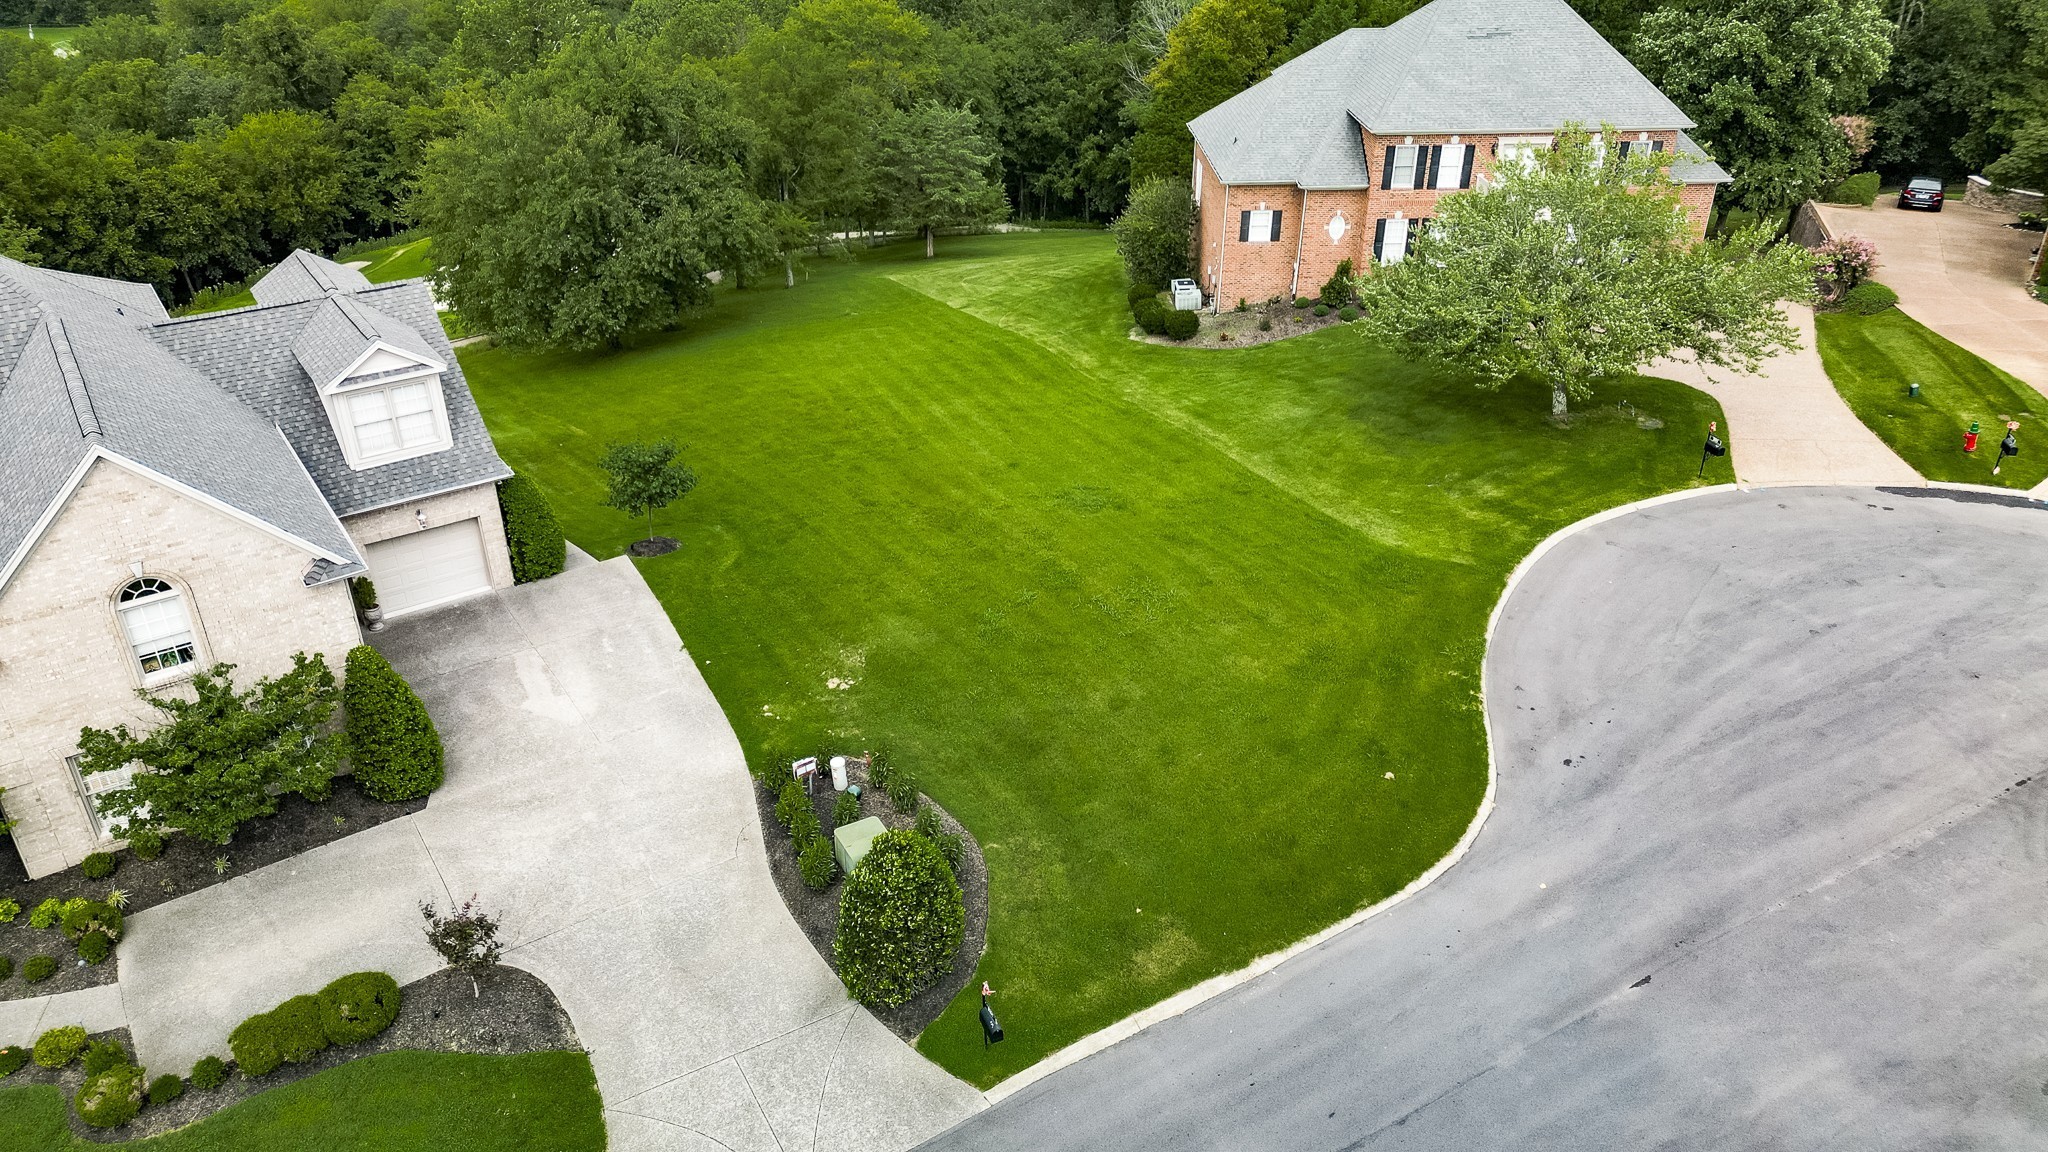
[365,519,491,618]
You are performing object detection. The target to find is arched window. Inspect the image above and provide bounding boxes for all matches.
[116,577,197,677]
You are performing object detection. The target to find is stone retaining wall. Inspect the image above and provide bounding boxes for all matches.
[1964,174,2043,217]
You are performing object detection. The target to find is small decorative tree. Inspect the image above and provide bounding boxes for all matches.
[1113,177,1195,289]
[599,440,698,554]
[420,896,502,997]
[344,645,445,802]
[76,655,342,845]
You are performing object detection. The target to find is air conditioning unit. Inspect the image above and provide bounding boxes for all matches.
[1169,279,1202,311]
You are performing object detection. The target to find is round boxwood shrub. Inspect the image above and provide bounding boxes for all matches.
[127,828,165,860]
[344,645,445,802]
[34,1025,88,1068]
[318,971,402,1045]
[75,1063,145,1129]
[23,955,57,983]
[81,851,116,880]
[148,1073,185,1107]
[30,898,63,929]
[82,1039,129,1076]
[798,834,837,890]
[190,1055,227,1090]
[1133,298,1168,335]
[272,994,330,1063]
[1162,309,1200,341]
[1840,281,1899,315]
[0,955,12,980]
[0,1046,29,1078]
[1338,306,1359,322]
[228,1012,283,1077]
[1312,303,1330,317]
[833,831,965,1008]
[78,930,114,965]
[832,790,861,830]
[1293,295,1314,309]
[0,896,18,923]
[1126,282,1159,308]
[61,900,123,943]
[498,474,567,584]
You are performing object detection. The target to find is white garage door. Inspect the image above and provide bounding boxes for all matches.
[365,519,491,618]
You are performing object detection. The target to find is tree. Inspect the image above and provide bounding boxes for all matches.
[417,30,771,349]
[1128,0,1292,184]
[75,654,343,845]
[878,102,1006,257]
[420,896,502,997]
[1632,0,1892,222]
[1354,127,1817,421]
[1111,175,1193,286]
[600,439,698,543]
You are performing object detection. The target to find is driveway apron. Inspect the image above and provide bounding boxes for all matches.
[109,557,985,1152]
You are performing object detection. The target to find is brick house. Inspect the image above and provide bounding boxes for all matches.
[1188,0,1731,310]
[0,250,514,878]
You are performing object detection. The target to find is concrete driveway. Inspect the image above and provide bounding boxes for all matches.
[922,486,2048,1152]
[109,558,984,1151]
[1814,201,2048,393]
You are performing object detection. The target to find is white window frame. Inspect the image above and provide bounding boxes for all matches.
[1496,136,1554,173]
[1245,209,1276,243]
[329,369,453,469]
[1434,144,1468,190]
[1382,219,1411,264]
[1192,155,1203,204]
[1391,145,1420,189]
[66,753,142,841]
[116,577,199,685]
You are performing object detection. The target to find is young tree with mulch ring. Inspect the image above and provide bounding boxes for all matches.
[422,896,503,997]
[600,440,698,555]
[344,645,445,802]
[834,830,964,1008]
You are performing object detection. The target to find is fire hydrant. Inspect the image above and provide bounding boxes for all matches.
[1965,421,1981,453]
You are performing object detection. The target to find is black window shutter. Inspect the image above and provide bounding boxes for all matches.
[1373,219,1386,260]
[1381,146,1397,190]
[1652,140,1665,153]
[1425,146,1442,189]
[1407,219,1421,248]
[1459,145,1475,188]
[1270,210,1284,242]
[1239,211,1250,242]
[1617,140,1631,160]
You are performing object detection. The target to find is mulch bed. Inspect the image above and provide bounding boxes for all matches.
[0,781,427,1003]
[627,536,680,556]
[1130,297,1349,349]
[752,760,989,1039]
[0,965,577,1142]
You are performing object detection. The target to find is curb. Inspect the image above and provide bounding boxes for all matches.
[979,481,1745,1107]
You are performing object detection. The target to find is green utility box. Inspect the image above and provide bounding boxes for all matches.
[833,816,888,875]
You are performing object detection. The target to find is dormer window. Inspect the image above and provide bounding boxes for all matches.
[292,295,453,471]
[347,380,440,456]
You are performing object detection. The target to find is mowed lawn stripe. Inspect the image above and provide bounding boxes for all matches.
[460,232,1725,1085]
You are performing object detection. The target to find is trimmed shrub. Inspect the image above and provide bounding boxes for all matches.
[190,1056,227,1090]
[914,804,943,841]
[1825,171,1881,206]
[0,1045,27,1077]
[1126,282,1159,308]
[0,897,17,922]
[127,828,165,860]
[344,645,445,802]
[1313,303,1330,317]
[149,1073,186,1107]
[228,1013,283,1077]
[23,956,56,983]
[1319,258,1355,308]
[351,577,379,613]
[832,790,861,830]
[1293,296,1314,309]
[34,1025,88,1068]
[498,474,567,584]
[1841,282,1899,314]
[775,780,808,832]
[78,930,114,965]
[833,831,966,1008]
[61,901,122,943]
[1133,298,1167,335]
[271,995,330,1064]
[317,971,402,1045]
[886,769,920,814]
[798,834,837,890]
[1815,235,1879,289]
[1338,306,1359,322]
[75,1063,145,1129]
[788,802,822,848]
[1162,309,1200,341]
[81,851,116,879]
[1112,177,1195,288]
[30,898,62,929]
[82,1039,129,1076]
[0,956,12,980]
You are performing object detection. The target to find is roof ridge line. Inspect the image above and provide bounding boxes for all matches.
[43,313,103,441]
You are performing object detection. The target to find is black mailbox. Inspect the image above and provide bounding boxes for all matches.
[979,1003,1004,1047]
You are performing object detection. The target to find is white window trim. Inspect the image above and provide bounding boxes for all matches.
[325,367,454,470]
[1192,155,1203,204]
[1392,145,1420,189]
[1434,143,1467,190]
[115,577,202,688]
[1246,208,1277,243]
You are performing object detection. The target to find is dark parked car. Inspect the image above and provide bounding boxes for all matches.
[1897,177,1945,211]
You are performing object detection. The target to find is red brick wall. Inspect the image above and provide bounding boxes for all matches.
[1677,182,1716,236]
[1296,189,1373,300]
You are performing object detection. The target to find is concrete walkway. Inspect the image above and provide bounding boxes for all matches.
[99,558,983,1150]
[1647,305,1921,486]
[1813,201,2048,394]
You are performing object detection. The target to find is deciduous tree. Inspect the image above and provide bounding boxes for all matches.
[600,438,699,543]
[878,101,1006,257]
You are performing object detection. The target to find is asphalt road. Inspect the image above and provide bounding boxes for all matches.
[923,486,2048,1152]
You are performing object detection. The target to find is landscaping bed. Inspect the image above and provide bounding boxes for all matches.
[0,964,575,1141]
[0,782,426,1002]
[1129,296,1349,349]
[751,759,987,1039]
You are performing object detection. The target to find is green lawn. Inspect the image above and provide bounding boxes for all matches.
[0,26,77,51]
[1815,306,2048,487]
[0,1051,603,1150]
[176,237,438,316]
[460,231,1726,1085]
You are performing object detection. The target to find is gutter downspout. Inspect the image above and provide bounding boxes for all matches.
[1290,186,1309,300]
[1215,183,1229,314]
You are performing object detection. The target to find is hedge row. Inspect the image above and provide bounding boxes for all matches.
[498,474,567,584]
[344,645,444,802]
[229,971,401,1078]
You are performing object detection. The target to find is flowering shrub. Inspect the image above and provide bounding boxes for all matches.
[1816,236,1879,290]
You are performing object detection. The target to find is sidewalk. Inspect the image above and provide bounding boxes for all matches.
[1648,305,1921,486]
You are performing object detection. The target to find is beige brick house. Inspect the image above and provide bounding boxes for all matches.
[0,251,514,879]
[1189,0,1730,309]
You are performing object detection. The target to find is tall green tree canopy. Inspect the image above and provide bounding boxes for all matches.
[1354,127,1817,420]
[1632,0,1892,219]
[878,101,1008,256]
[417,27,771,348]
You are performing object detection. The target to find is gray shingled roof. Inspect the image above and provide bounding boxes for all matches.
[1191,0,1704,188]
[0,256,363,585]
[1670,132,1732,185]
[250,250,373,306]
[150,278,510,518]
[291,294,444,388]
